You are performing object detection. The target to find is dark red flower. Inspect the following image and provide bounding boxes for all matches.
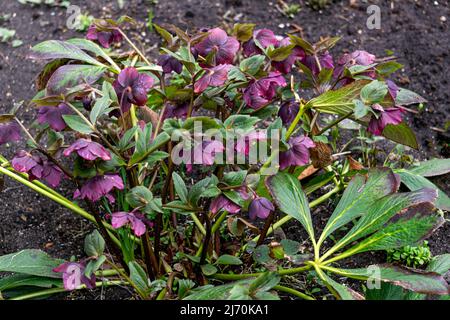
[162,103,189,120]
[194,28,239,65]
[278,99,300,125]
[249,197,274,220]
[300,52,334,75]
[279,136,315,170]
[271,37,305,74]
[243,72,287,109]
[113,67,154,113]
[37,103,72,132]
[243,29,279,57]
[86,24,123,48]
[157,54,183,74]
[53,262,96,291]
[74,174,124,202]
[210,195,241,214]
[367,104,404,136]
[194,64,232,93]
[63,138,111,161]
[0,120,21,145]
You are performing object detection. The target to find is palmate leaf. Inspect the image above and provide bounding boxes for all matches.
[266,172,315,241]
[30,40,106,67]
[0,250,63,278]
[335,202,443,259]
[333,264,449,295]
[397,170,450,211]
[319,168,400,244]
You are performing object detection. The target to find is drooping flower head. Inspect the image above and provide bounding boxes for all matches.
[162,102,189,120]
[0,120,21,145]
[53,262,96,291]
[113,67,154,113]
[271,37,305,74]
[157,54,183,74]
[367,104,404,136]
[210,187,249,215]
[111,211,147,237]
[243,29,279,57]
[300,52,334,75]
[279,136,315,170]
[11,151,64,187]
[63,138,111,161]
[194,64,232,93]
[278,99,300,125]
[74,174,124,202]
[243,72,287,109]
[194,28,240,65]
[37,103,72,132]
[335,50,377,84]
[249,197,274,220]
[86,24,123,48]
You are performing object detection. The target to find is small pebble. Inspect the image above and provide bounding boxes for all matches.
[278,23,285,29]
[440,16,447,22]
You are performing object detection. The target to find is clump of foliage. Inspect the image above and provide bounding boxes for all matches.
[308,0,331,10]
[387,241,432,269]
[0,17,449,300]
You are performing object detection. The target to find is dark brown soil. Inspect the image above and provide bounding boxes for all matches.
[0,0,448,299]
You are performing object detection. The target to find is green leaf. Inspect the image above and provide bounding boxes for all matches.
[216,255,242,266]
[267,44,295,62]
[353,99,370,119]
[90,93,112,124]
[376,61,403,76]
[62,115,94,134]
[0,250,63,278]
[240,55,266,76]
[46,65,105,95]
[223,170,247,187]
[397,170,450,211]
[0,274,62,292]
[248,272,280,293]
[184,280,252,300]
[395,88,427,106]
[172,172,188,203]
[365,282,408,300]
[201,264,218,276]
[339,202,443,256]
[228,66,247,82]
[232,23,255,42]
[320,168,400,243]
[382,122,418,149]
[360,80,388,104]
[126,186,153,208]
[407,159,450,177]
[30,40,105,67]
[84,230,105,258]
[320,272,363,300]
[330,188,437,253]
[253,245,271,264]
[280,239,300,256]
[336,264,449,295]
[267,172,314,240]
[128,261,150,296]
[84,255,106,277]
[67,38,117,68]
[223,115,259,131]
[427,254,450,276]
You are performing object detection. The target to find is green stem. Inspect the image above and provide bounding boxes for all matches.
[273,285,315,300]
[285,102,306,140]
[212,264,312,281]
[9,280,127,300]
[190,212,207,236]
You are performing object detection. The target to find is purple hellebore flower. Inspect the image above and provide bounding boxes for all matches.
[37,103,72,132]
[301,52,334,75]
[192,140,225,166]
[278,99,300,125]
[243,72,287,109]
[111,211,147,237]
[242,29,279,57]
[279,136,315,170]
[249,197,274,220]
[63,138,111,161]
[113,67,154,113]
[235,131,267,156]
[74,174,124,202]
[86,24,123,48]
[162,103,189,120]
[11,151,63,187]
[272,37,305,74]
[0,120,21,145]
[367,104,404,136]
[338,50,376,66]
[53,262,96,291]
[386,80,400,100]
[194,28,240,65]
[194,64,232,93]
[157,54,183,74]
[210,195,241,214]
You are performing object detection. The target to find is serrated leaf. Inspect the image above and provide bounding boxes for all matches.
[407,159,450,177]
[240,55,266,75]
[382,122,418,149]
[0,250,63,278]
[427,254,450,276]
[395,88,427,106]
[46,65,105,95]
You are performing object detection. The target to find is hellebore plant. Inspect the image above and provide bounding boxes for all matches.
[0,18,449,301]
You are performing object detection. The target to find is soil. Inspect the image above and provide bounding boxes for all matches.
[0,0,449,299]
